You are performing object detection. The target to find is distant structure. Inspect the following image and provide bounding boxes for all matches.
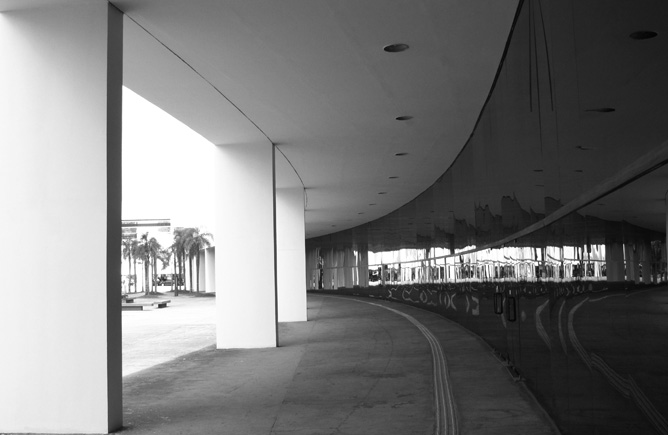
[122,218,171,241]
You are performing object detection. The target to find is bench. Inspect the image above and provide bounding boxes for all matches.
[121,303,146,311]
[121,300,171,311]
[154,300,171,308]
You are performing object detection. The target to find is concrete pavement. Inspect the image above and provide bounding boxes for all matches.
[120,293,558,434]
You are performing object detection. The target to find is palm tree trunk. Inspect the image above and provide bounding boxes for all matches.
[173,254,178,296]
[144,260,150,296]
[188,254,193,291]
[182,252,187,291]
[195,250,201,292]
[178,253,183,293]
[127,256,132,293]
[153,256,157,293]
[133,259,137,293]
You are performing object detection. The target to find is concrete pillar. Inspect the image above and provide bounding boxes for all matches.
[204,246,216,293]
[214,141,277,348]
[0,2,122,433]
[606,242,626,282]
[625,243,639,283]
[343,247,355,287]
[304,247,318,290]
[358,248,369,287]
[337,249,346,288]
[638,241,652,284]
[197,249,205,291]
[323,248,335,289]
[276,187,307,322]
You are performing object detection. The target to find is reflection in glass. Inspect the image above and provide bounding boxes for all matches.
[305,0,668,432]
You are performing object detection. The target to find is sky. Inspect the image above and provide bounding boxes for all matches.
[122,87,214,231]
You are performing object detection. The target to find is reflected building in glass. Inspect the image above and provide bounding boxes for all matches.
[306,0,668,433]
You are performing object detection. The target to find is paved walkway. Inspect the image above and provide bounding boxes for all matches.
[121,294,558,434]
[123,292,216,376]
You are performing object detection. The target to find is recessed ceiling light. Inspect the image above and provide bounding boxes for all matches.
[576,145,594,151]
[331,225,336,227]
[383,43,409,53]
[358,212,364,215]
[389,176,399,179]
[369,203,376,206]
[585,108,615,113]
[378,192,387,195]
[394,152,408,156]
[395,115,413,121]
[630,31,658,40]
[533,169,543,172]
[574,169,583,173]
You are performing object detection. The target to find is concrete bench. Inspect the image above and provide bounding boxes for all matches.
[122,303,146,311]
[154,300,171,308]
[121,300,171,311]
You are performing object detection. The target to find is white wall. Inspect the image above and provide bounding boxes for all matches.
[0,1,122,433]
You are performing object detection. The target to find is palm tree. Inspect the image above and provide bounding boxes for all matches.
[130,238,141,293]
[134,234,150,295]
[135,233,162,295]
[181,227,197,291]
[147,237,162,294]
[157,247,172,290]
[184,229,213,292]
[171,228,188,295]
[121,238,134,293]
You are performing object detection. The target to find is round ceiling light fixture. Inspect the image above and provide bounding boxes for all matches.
[629,31,658,40]
[378,192,387,195]
[383,43,409,53]
[395,115,413,121]
[389,176,399,179]
[394,152,408,157]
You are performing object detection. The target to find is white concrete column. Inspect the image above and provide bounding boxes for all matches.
[625,243,640,283]
[276,187,307,322]
[0,2,122,433]
[638,241,652,284]
[215,141,277,348]
[204,246,216,293]
[606,242,626,282]
[343,248,355,287]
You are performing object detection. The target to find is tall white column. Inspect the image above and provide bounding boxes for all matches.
[204,246,216,293]
[606,242,626,282]
[276,187,307,322]
[0,2,122,433]
[215,141,277,348]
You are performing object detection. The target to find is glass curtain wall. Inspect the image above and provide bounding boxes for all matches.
[306,0,668,433]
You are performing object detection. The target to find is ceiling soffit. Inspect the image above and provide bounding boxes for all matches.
[114,0,519,237]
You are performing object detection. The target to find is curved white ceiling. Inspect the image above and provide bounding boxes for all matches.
[116,0,519,238]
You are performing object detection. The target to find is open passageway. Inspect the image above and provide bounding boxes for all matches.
[121,294,557,434]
